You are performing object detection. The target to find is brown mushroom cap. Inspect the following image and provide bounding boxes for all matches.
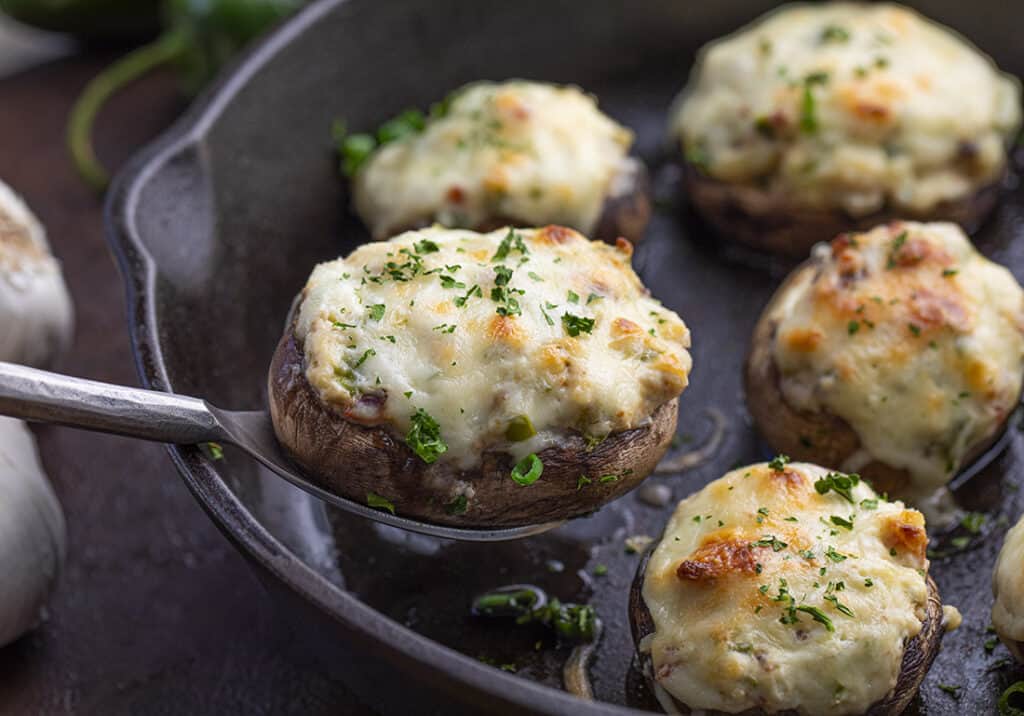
[683,163,1002,258]
[744,259,1015,497]
[268,324,677,527]
[628,544,945,716]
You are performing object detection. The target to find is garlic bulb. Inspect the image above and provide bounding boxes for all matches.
[0,180,71,647]
[0,417,67,647]
[0,179,73,368]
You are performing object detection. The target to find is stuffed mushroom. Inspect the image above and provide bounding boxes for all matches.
[746,221,1024,501]
[670,2,1022,256]
[993,514,1024,663]
[339,80,652,244]
[630,460,945,715]
[268,225,691,526]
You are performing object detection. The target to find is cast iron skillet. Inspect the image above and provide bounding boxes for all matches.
[105,0,1024,713]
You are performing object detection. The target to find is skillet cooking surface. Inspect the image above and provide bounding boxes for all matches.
[110,0,1024,712]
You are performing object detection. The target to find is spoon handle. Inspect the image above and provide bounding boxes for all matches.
[0,361,223,444]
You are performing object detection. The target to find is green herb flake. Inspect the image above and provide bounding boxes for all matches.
[820,24,850,43]
[593,564,609,577]
[830,515,854,530]
[825,546,848,563]
[751,535,789,552]
[860,498,879,510]
[511,454,544,486]
[446,494,468,515]
[406,408,448,463]
[354,348,376,368]
[908,323,921,337]
[961,511,986,534]
[368,303,386,321]
[366,492,396,515]
[814,471,861,503]
[799,84,818,134]
[942,268,959,277]
[848,320,860,335]
[414,239,440,254]
[562,313,595,337]
[576,475,592,490]
[505,415,537,442]
[937,684,961,698]
[768,454,791,472]
[795,605,835,632]
[206,442,224,460]
[886,231,908,269]
[492,228,529,262]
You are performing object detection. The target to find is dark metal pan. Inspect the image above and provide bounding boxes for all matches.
[105,0,1024,712]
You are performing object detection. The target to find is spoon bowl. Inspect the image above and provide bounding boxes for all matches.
[0,361,562,542]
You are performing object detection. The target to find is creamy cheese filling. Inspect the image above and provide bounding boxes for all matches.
[671,2,1021,215]
[771,221,1024,494]
[295,226,691,469]
[993,515,1024,646]
[642,461,930,715]
[353,81,634,239]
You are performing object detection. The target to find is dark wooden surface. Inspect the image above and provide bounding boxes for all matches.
[0,50,374,715]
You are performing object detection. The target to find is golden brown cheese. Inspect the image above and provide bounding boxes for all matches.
[771,222,1024,494]
[671,3,1021,215]
[993,514,1024,661]
[295,226,691,468]
[642,461,931,715]
[353,81,635,239]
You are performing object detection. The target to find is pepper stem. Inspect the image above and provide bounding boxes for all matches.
[66,31,187,192]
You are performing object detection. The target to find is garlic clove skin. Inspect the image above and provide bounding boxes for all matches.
[0,416,67,647]
[0,180,73,369]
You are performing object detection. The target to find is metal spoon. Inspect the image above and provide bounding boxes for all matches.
[0,361,563,542]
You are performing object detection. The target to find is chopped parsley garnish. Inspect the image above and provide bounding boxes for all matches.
[824,581,854,617]
[567,290,580,304]
[353,348,376,368]
[814,471,860,503]
[444,493,468,516]
[830,515,854,530]
[820,24,850,43]
[825,545,848,563]
[439,274,466,289]
[593,564,608,577]
[768,454,791,472]
[751,535,789,552]
[492,228,529,261]
[599,473,622,483]
[368,303,386,321]
[433,323,457,333]
[527,271,544,282]
[366,492,396,514]
[206,442,224,460]
[864,578,874,587]
[406,409,447,463]
[805,71,830,85]
[942,268,959,277]
[333,321,356,329]
[908,323,921,337]
[886,231,908,269]
[795,605,835,632]
[586,293,602,305]
[414,239,440,254]
[799,84,818,134]
[335,130,376,176]
[454,284,482,307]
[576,475,592,490]
[540,305,555,326]
[562,313,595,337]
[937,684,961,698]
[860,498,879,510]
[961,512,986,534]
[847,320,860,335]
[494,265,513,286]
[511,454,543,486]
[376,108,426,143]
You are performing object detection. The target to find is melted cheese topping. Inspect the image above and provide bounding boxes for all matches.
[771,222,1024,494]
[353,81,634,239]
[671,3,1021,215]
[642,462,930,715]
[295,226,690,468]
[993,515,1024,647]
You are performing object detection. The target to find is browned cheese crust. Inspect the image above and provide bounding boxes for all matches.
[629,545,945,716]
